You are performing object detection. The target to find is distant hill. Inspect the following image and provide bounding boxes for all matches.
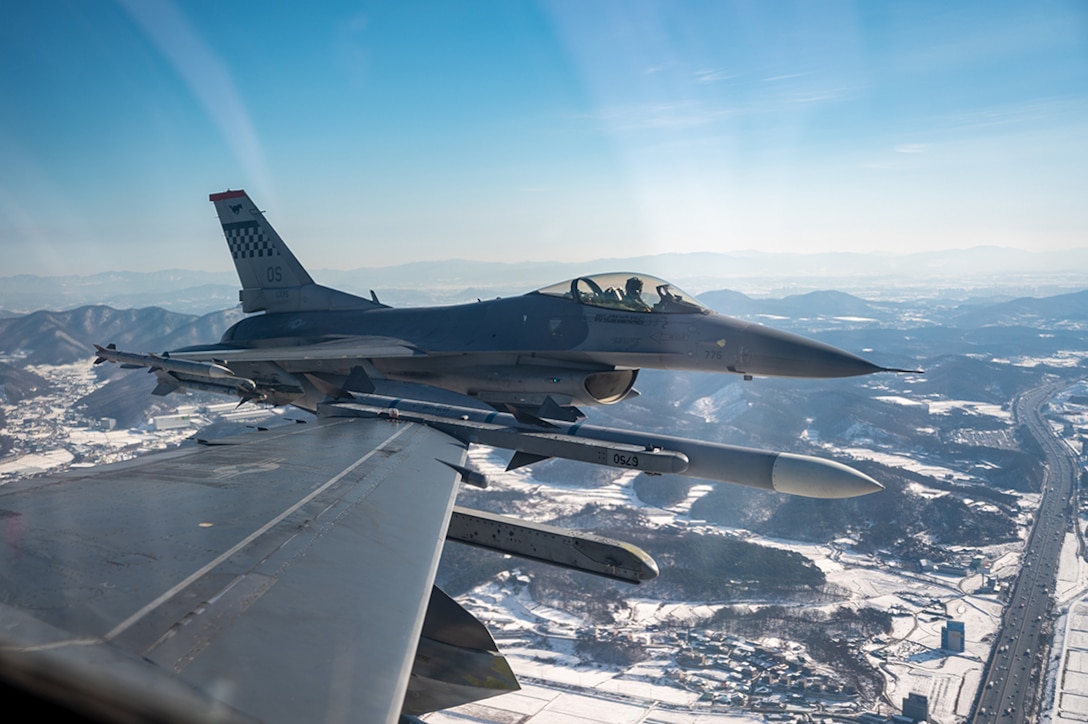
[74,369,168,428]
[0,306,242,364]
[951,289,1088,328]
[0,271,238,315]
[696,289,762,317]
[700,289,892,322]
[0,363,52,403]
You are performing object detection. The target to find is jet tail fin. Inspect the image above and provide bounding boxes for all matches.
[209,190,385,314]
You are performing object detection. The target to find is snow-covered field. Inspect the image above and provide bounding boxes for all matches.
[424,442,1055,723]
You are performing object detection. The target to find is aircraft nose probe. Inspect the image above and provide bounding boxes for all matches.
[731,324,923,379]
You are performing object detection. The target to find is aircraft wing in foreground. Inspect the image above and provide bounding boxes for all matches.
[0,418,519,723]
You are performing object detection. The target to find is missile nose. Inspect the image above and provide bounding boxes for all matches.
[208,363,234,378]
[770,453,884,499]
[738,324,887,379]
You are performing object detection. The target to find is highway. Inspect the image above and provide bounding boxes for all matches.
[971,380,1083,723]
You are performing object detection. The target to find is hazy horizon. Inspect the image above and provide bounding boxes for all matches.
[3,244,1087,318]
[7,242,1088,276]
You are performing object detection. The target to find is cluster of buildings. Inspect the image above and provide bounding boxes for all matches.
[661,630,859,712]
[917,551,990,578]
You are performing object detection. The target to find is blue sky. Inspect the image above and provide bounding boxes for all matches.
[2,1,1085,275]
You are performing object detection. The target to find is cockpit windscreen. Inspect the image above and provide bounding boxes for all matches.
[534,273,709,314]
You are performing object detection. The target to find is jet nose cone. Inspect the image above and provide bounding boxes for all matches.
[739,324,886,379]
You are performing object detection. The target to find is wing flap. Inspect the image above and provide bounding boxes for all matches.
[0,418,466,724]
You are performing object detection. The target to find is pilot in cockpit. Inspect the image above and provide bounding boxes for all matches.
[622,276,651,311]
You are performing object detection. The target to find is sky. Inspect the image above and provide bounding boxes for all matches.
[1,1,1086,276]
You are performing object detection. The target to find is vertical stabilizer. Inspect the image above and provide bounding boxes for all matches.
[210,190,313,292]
[209,190,381,313]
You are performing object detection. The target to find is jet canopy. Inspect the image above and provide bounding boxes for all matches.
[534,273,709,314]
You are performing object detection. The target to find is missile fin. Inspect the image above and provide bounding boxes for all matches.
[539,396,583,423]
[304,373,354,401]
[506,451,550,471]
[344,365,376,394]
[504,405,557,428]
[151,375,181,397]
[437,460,488,489]
[93,343,117,365]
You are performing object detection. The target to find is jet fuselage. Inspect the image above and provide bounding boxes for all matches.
[178,276,887,411]
[215,290,881,377]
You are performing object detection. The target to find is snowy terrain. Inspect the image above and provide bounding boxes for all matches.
[424,444,1047,723]
[4,359,1086,723]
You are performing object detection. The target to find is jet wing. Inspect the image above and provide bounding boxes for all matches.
[0,417,471,723]
[171,335,427,363]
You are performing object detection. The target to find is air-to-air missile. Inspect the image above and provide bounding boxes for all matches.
[320,393,884,500]
[93,344,259,397]
[94,343,237,379]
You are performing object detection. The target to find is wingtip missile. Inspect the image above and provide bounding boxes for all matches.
[93,344,258,397]
[94,344,237,379]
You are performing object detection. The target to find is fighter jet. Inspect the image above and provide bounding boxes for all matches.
[93,189,903,499]
[96,189,908,417]
[0,189,908,723]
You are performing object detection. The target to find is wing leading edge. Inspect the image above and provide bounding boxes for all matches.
[0,417,493,723]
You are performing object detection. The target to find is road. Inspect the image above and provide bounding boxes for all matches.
[971,380,1082,723]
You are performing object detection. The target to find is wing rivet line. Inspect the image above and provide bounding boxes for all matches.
[102,423,411,643]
